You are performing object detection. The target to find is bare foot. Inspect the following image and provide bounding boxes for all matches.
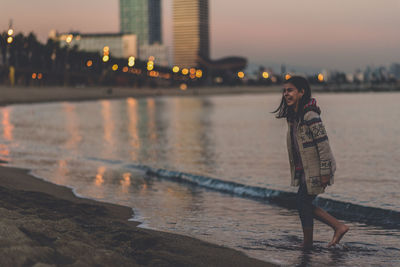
[328,224,349,247]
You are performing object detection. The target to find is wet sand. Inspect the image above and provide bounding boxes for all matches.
[0,87,276,266]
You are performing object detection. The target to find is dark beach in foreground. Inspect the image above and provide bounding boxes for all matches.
[0,166,275,266]
[0,86,277,266]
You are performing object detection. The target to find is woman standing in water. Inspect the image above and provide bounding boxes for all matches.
[273,76,349,249]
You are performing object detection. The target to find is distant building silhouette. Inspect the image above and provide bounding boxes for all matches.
[120,0,162,45]
[139,43,169,66]
[50,31,137,58]
[173,0,209,67]
[390,63,400,79]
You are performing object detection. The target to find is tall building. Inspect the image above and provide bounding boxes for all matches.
[173,0,210,67]
[120,0,162,45]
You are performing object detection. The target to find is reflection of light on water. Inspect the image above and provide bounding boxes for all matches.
[168,98,204,166]
[62,103,82,149]
[0,108,13,161]
[54,159,68,184]
[147,99,157,142]
[166,187,189,200]
[120,172,131,193]
[101,100,115,147]
[95,166,106,186]
[126,98,139,160]
[0,144,9,157]
[140,183,148,195]
[2,108,14,141]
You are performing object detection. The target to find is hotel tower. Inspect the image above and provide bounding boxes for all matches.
[120,0,162,45]
[173,0,210,67]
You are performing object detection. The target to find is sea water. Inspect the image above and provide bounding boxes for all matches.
[0,92,399,266]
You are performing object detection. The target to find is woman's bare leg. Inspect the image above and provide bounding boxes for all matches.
[313,207,349,247]
[302,227,314,249]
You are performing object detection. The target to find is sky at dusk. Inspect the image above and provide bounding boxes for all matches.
[1,0,399,72]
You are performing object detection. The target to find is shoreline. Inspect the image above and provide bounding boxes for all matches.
[0,85,280,106]
[0,165,275,266]
[1,84,399,107]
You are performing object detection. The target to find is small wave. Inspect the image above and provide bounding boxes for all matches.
[123,163,400,229]
[84,157,400,229]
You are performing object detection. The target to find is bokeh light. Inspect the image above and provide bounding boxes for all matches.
[195,70,203,78]
[128,56,135,67]
[182,68,189,75]
[102,55,109,62]
[180,83,187,90]
[172,66,180,73]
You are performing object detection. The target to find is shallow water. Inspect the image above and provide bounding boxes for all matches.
[0,92,399,266]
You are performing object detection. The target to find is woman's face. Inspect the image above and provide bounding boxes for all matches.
[283,83,304,109]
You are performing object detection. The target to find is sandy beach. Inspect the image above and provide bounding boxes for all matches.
[0,86,276,266]
[0,165,276,266]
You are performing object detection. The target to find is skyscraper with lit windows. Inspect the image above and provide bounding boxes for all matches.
[120,0,162,45]
[173,0,209,67]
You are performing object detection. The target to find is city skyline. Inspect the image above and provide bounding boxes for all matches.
[1,0,399,72]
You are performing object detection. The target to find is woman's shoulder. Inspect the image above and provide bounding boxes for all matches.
[303,110,321,124]
[303,98,321,122]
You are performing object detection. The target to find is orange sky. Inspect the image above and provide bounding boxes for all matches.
[1,0,399,72]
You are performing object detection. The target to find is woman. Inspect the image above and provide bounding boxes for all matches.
[273,76,349,249]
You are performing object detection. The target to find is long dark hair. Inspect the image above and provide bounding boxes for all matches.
[272,76,312,121]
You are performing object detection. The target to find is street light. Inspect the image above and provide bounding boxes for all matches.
[182,68,189,75]
[128,56,135,67]
[6,23,13,44]
[195,69,203,78]
[102,55,110,62]
[147,61,154,71]
[172,66,180,73]
[7,22,14,43]
[102,46,110,62]
[6,20,14,67]
[64,33,74,86]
